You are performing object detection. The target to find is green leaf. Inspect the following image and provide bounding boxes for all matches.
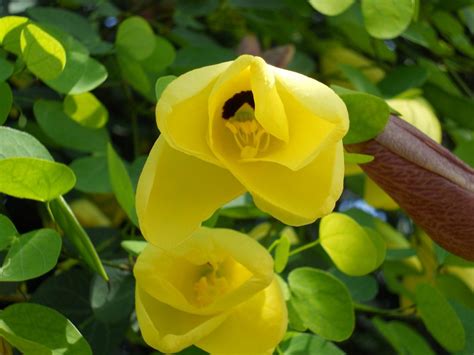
[20,23,66,80]
[373,318,435,355]
[0,303,92,355]
[116,16,155,60]
[329,268,378,302]
[0,157,75,201]
[69,155,112,194]
[117,53,153,100]
[0,228,61,281]
[219,205,269,219]
[0,214,18,251]
[0,57,13,81]
[280,332,344,355]
[334,89,390,144]
[0,81,12,125]
[432,11,474,58]
[344,152,374,164]
[362,0,415,39]
[90,267,135,323]
[107,144,138,226]
[49,196,108,281]
[0,16,29,53]
[34,100,109,152]
[454,139,474,167]
[415,283,465,352]
[436,274,474,310]
[141,36,176,74]
[402,22,453,56]
[155,75,176,102]
[121,240,147,256]
[0,126,53,160]
[338,64,381,96]
[288,267,355,341]
[274,232,290,273]
[378,66,429,98]
[63,92,108,128]
[450,301,474,355]
[308,0,354,16]
[320,213,385,276]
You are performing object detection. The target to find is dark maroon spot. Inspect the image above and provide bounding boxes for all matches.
[222,91,255,119]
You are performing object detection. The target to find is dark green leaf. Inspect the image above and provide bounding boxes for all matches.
[69,155,112,194]
[338,64,381,95]
[329,268,378,302]
[0,57,14,81]
[0,81,12,125]
[378,66,429,98]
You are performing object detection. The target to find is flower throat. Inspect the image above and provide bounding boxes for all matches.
[222,91,270,159]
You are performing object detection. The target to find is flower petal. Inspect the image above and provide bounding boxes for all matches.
[196,278,288,354]
[156,61,231,165]
[136,136,244,249]
[136,286,228,354]
[231,142,344,226]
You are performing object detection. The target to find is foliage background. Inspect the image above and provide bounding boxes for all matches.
[0,0,473,354]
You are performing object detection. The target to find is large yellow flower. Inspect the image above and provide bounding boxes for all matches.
[137,55,349,248]
[134,227,287,354]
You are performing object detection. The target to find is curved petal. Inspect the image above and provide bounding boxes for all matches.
[196,278,288,354]
[134,228,274,316]
[230,142,344,226]
[136,286,228,354]
[156,61,231,165]
[136,136,245,249]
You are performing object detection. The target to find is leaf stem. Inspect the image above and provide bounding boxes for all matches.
[353,303,416,318]
[289,239,320,256]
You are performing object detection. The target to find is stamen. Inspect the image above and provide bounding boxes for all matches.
[194,262,229,307]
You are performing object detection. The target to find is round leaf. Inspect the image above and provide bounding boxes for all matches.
[0,303,92,355]
[308,0,355,16]
[280,332,344,355]
[320,213,382,276]
[0,126,52,160]
[115,16,155,60]
[362,0,415,39]
[0,81,12,125]
[64,92,108,128]
[0,157,76,201]
[69,155,112,193]
[20,23,66,80]
[415,283,465,352]
[288,267,355,341]
[0,228,61,281]
[0,214,17,251]
[141,36,176,73]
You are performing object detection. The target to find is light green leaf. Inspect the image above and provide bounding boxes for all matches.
[274,233,290,273]
[107,144,138,226]
[334,88,390,144]
[436,274,474,309]
[320,213,385,276]
[362,0,415,39]
[121,240,147,256]
[49,196,108,281]
[69,155,112,194]
[364,227,386,267]
[373,318,435,355]
[64,92,108,128]
[0,228,61,281]
[20,23,66,80]
[280,332,344,355]
[116,16,155,60]
[155,75,176,102]
[432,11,474,59]
[0,57,14,81]
[117,53,153,99]
[416,283,465,352]
[0,126,52,160]
[308,0,354,16]
[0,157,75,201]
[344,152,374,164]
[34,100,109,153]
[141,36,176,74]
[0,16,29,52]
[0,214,17,251]
[0,303,92,355]
[0,81,12,125]
[288,267,355,341]
[329,268,378,302]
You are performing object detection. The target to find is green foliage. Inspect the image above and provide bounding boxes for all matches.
[0,82,12,125]
[280,332,344,354]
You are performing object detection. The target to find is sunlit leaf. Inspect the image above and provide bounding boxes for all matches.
[274,232,290,273]
[64,92,108,128]
[0,126,52,160]
[362,0,415,39]
[308,0,354,16]
[121,240,147,256]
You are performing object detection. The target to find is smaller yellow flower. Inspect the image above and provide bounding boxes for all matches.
[134,227,287,354]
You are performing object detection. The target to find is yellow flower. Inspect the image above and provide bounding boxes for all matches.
[137,55,349,248]
[364,97,442,210]
[134,227,287,354]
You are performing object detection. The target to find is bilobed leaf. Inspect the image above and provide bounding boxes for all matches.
[308,0,354,16]
[34,100,109,152]
[362,0,415,39]
[20,23,66,80]
[0,303,92,355]
[121,240,147,256]
[0,214,17,251]
[141,36,176,74]
[334,88,390,144]
[49,196,108,281]
[0,81,12,125]
[415,283,465,352]
[155,75,176,102]
[280,332,344,355]
[0,228,61,281]
[0,157,75,201]
[274,232,290,273]
[0,126,53,160]
[69,155,112,193]
[320,213,385,276]
[288,267,355,341]
[64,92,108,128]
[116,16,155,60]
[107,144,138,226]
